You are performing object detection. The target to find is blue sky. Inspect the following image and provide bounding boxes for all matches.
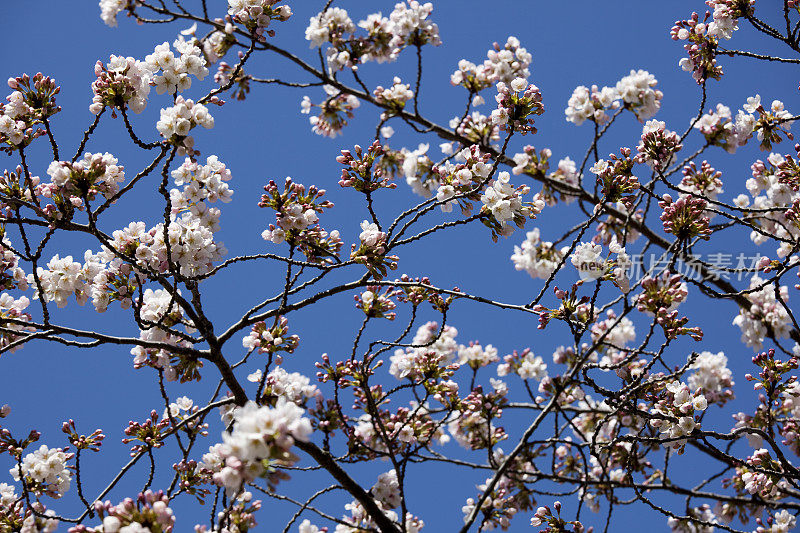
[0,0,798,531]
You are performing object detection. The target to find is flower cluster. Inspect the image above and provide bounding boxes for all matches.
[566,70,662,125]
[479,171,544,239]
[570,242,604,280]
[429,145,493,213]
[564,70,664,126]
[26,249,125,313]
[301,86,360,138]
[350,220,397,279]
[694,103,737,153]
[776,143,800,192]
[257,367,319,406]
[9,444,73,498]
[688,350,734,405]
[162,397,208,439]
[170,155,233,224]
[190,22,237,66]
[615,69,663,120]
[42,152,125,214]
[565,84,619,126]
[739,95,794,152]
[371,469,401,508]
[671,11,724,83]
[227,0,292,41]
[210,399,312,493]
[305,2,440,72]
[355,286,398,320]
[306,7,354,49]
[636,272,702,340]
[530,501,587,532]
[649,380,708,450]
[93,204,227,280]
[659,193,712,241]
[457,342,499,369]
[667,504,717,533]
[0,482,25,530]
[130,288,200,382]
[387,1,441,48]
[497,348,547,381]
[745,152,800,257]
[373,77,414,117]
[636,119,682,169]
[747,349,800,456]
[546,159,583,205]
[1,73,60,150]
[195,491,262,532]
[306,8,355,70]
[431,154,481,205]
[511,227,566,280]
[156,96,215,153]
[354,14,398,65]
[28,254,96,308]
[511,145,550,177]
[679,160,723,200]
[89,55,152,115]
[259,177,342,264]
[735,448,786,498]
[242,316,300,361]
[399,143,437,197]
[451,36,532,92]
[448,387,508,450]
[707,0,753,38]
[451,111,500,145]
[672,1,754,82]
[389,321,458,381]
[0,293,32,353]
[122,410,170,455]
[490,78,545,135]
[159,211,228,277]
[755,509,796,533]
[144,39,209,96]
[732,276,792,349]
[99,0,128,27]
[71,490,176,532]
[337,141,396,192]
[590,148,640,209]
[0,241,27,294]
[334,499,424,533]
[591,309,636,349]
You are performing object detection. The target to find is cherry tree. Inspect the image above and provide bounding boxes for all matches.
[0,0,800,532]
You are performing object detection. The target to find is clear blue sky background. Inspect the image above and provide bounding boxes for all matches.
[0,0,797,531]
